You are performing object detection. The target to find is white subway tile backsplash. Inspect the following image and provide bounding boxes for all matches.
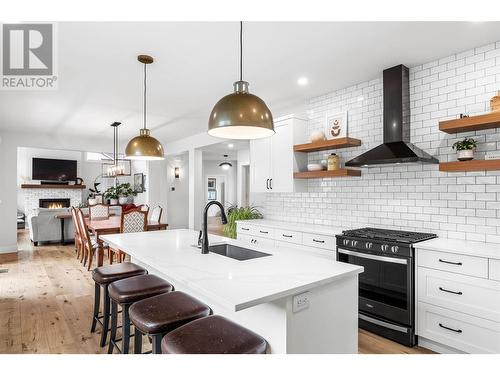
[259,41,500,241]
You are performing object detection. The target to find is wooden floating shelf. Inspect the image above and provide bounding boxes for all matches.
[439,159,500,172]
[294,169,361,179]
[21,184,86,189]
[293,137,362,152]
[439,112,500,134]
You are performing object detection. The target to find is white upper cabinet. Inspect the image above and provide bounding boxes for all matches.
[250,114,308,193]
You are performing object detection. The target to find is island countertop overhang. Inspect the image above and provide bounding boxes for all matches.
[101,229,363,312]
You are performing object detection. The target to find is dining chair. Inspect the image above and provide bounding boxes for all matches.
[150,205,163,223]
[115,208,148,263]
[71,207,84,261]
[77,208,102,270]
[89,204,110,220]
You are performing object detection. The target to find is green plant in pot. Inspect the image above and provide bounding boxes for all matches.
[452,137,477,161]
[223,204,263,239]
[117,183,137,204]
[104,186,120,205]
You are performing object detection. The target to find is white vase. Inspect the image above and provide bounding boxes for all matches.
[458,149,474,161]
[110,198,118,205]
[118,197,128,205]
[88,198,97,206]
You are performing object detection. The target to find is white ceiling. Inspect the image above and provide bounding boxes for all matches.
[201,140,249,161]
[2,22,500,145]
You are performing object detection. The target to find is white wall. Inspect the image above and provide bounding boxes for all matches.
[166,155,189,229]
[236,149,250,207]
[203,159,237,217]
[259,40,500,243]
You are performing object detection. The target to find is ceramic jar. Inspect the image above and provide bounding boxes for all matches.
[310,130,326,143]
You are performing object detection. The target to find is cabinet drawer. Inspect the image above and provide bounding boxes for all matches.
[236,223,257,236]
[274,229,302,244]
[417,267,500,322]
[302,233,335,250]
[237,233,275,250]
[417,302,500,354]
[418,249,488,278]
[275,240,334,259]
[253,227,275,239]
[490,259,500,282]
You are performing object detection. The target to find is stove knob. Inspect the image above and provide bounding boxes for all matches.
[343,239,349,246]
[352,240,358,247]
[391,246,399,253]
[365,242,373,249]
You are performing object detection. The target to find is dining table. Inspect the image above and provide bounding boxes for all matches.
[85,216,168,266]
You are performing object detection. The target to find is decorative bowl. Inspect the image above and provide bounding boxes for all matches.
[307,163,324,171]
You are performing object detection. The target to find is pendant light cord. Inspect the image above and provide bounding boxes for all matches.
[239,21,243,81]
[143,63,147,130]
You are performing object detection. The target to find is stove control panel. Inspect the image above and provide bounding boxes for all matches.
[335,236,412,257]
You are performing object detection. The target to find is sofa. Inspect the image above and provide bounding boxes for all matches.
[28,206,123,246]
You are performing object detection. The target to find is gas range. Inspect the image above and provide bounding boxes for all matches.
[338,227,437,257]
[336,227,437,347]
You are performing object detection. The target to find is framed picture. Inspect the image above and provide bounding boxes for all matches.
[134,173,144,193]
[325,111,348,139]
[207,190,217,201]
[207,177,216,189]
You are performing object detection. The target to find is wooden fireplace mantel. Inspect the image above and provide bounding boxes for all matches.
[21,184,86,189]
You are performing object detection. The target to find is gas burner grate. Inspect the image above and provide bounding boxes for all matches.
[342,227,436,244]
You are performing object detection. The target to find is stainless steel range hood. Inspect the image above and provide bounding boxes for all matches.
[345,65,438,167]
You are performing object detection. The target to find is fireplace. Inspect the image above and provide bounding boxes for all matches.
[39,198,71,209]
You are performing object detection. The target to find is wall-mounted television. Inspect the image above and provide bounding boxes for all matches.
[32,158,77,181]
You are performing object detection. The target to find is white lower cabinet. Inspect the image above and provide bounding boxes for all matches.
[236,222,336,259]
[416,247,500,353]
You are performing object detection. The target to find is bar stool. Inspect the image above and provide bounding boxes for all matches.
[91,263,147,347]
[161,315,268,354]
[108,274,174,354]
[129,291,212,354]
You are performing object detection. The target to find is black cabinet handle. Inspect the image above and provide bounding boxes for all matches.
[282,234,293,238]
[439,323,462,333]
[241,227,250,231]
[269,179,273,189]
[439,259,462,266]
[266,179,269,189]
[439,287,463,295]
[259,230,269,234]
[313,239,325,243]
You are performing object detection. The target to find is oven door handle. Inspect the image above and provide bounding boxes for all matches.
[359,313,409,333]
[338,248,408,265]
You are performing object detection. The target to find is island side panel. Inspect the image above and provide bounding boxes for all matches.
[132,258,289,353]
[285,274,359,353]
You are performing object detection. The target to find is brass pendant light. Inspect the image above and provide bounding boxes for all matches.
[208,22,274,140]
[125,55,165,160]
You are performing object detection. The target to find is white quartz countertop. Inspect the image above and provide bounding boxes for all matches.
[236,219,343,236]
[415,237,500,260]
[101,229,362,312]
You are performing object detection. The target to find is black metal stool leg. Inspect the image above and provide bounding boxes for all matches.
[152,334,162,354]
[99,285,110,347]
[108,301,118,354]
[91,282,100,333]
[134,328,143,354]
[121,304,131,354]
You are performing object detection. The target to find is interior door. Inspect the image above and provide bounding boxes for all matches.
[250,137,271,193]
[270,122,293,192]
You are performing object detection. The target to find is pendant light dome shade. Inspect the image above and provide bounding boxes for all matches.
[125,128,165,160]
[208,22,274,140]
[208,81,274,139]
[125,54,165,160]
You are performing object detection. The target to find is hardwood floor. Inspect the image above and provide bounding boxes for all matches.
[0,230,434,354]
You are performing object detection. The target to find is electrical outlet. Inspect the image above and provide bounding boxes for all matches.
[292,291,310,313]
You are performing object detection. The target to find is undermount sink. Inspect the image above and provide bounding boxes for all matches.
[208,243,272,261]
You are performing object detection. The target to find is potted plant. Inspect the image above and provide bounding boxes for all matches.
[223,204,263,239]
[104,186,119,205]
[452,137,477,161]
[117,183,137,204]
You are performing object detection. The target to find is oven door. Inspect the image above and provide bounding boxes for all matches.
[337,247,412,326]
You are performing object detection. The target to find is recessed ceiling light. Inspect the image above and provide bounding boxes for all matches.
[297,77,308,86]
[228,143,234,148]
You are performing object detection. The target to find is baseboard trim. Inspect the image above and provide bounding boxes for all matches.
[418,337,465,354]
[0,244,18,254]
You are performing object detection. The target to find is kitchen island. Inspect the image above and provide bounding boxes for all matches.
[101,229,363,354]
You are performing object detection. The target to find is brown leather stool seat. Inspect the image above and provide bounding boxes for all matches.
[129,291,212,354]
[90,263,147,348]
[92,263,147,284]
[108,274,174,354]
[161,315,268,354]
